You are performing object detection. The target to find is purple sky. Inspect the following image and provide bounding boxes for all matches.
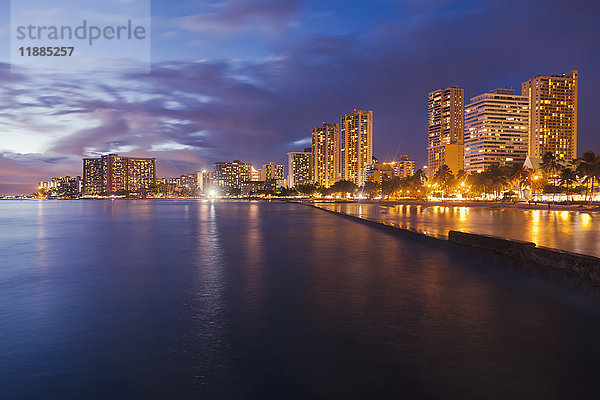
[1,0,599,194]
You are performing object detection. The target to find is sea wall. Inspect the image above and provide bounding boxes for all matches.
[448,230,600,285]
[297,201,600,286]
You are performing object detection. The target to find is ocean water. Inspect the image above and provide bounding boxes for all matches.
[317,202,600,257]
[1,200,600,399]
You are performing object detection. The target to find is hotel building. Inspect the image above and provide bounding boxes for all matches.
[365,163,394,185]
[464,89,529,173]
[197,170,214,193]
[521,70,578,159]
[340,109,373,186]
[263,162,285,181]
[385,155,415,178]
[427,86,464,176]
[312,122,339,187]
[287,150,312,188]
[83,154,156,195]
[39,176,82,197]
[213,160,253,190]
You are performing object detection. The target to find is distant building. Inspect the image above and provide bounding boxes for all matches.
[83,154,156,196]
[464,89,529,173]
[312,122,339,188]
[213,160,253,190]
[263,162,285,181]
[522,70,578,159]
[341,109,373,186]
[365,163,394,185]
[168,177,181,187]
[251,167,261,182]
[287,150,312,188]
[385,155,415,178]
[197,170,214,193]
[255,168,265,181]
[240,180,275,196]
[427,86,464,176]
[179,173,198,191]
[39,176,82,197]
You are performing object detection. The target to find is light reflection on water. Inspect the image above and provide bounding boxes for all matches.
[1,200,600,399]
[319,203,600,257]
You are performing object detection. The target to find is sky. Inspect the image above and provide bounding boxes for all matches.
[0,0,599,194]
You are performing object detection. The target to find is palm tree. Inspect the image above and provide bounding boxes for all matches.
[361,181,381,199]
[412,169,427,186]
[481,164,508,199]
[540,152,561,203]
[433,164,454,194]
[408,169,428,199]
[558,167,577,203]
[331,180,358,198]
[576,151,600,204]
[506,163,530,198]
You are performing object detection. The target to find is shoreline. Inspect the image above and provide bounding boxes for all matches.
[2,197,600,213]
[313,199,600,212]
[298,201,600,288]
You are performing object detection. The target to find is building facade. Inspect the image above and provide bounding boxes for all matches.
[39,176,82,197]
[213,160,253,191]
[83,154,156,196]
[365,163,394,185]
[521,70,578,160]
[197,170,214,193]
[427,86,464,176]
[312,122,339,187]
[263,162,285,181]
[340,109,373,186]
[464,89,529,173]
[287,151,312,188]
[385,155,415,178]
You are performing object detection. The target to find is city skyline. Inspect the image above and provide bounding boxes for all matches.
[1,0,600,195]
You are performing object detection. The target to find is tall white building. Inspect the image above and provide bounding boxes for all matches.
[464,89,529,172]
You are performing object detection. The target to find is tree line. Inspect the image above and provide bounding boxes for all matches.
[279,151,600,203]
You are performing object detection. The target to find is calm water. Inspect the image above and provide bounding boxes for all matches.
[1,200,600,399]
[317,202,600,257]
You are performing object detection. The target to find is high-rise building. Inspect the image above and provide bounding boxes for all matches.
[427,86,464,176]
[83,154,156,196]
[263,162,285,181]
[340,109,373,186]
[385,155,415,178]
[464,89,529,173]
[521,70,578,160]
[213,160,253,191]
[287,150,312,188]
[312,122,339,187]
[197,170,214,193]
[39,176,82,197]
[251,167,261,182]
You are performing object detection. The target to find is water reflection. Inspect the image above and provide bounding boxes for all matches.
[320,203,600,257]
[3,200,600,399]
[581,213,591,229]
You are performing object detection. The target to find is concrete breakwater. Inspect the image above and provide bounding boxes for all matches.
[448,231,600,285]
[301,201,600,286]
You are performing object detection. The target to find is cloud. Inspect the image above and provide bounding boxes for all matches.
[177,0,299,35]
[2,0,600,195]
